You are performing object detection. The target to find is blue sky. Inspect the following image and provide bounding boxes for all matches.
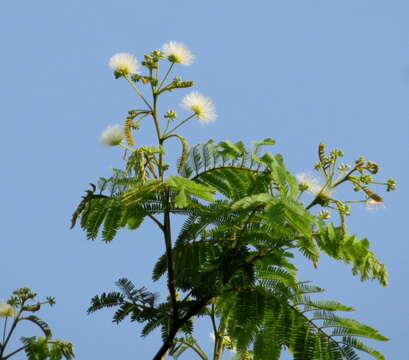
[1,1,408,359]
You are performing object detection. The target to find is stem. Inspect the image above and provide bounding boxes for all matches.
[214,312,228,360]
[148,214,165,231]
[119,143,135,152]
[163,119,171,135]
[158,63,174,91]
[124,75,153,111]
[3,345,26,360]
[2,317,7,347]
[209,305,222,360]
[152,95,162,143]
[332,166,357,188]
[150,84,178,349]
[163,192,178,321]
[164,114,196,136]
[210,304,218,337]
[175,338,209,360]
[153,97,177,321]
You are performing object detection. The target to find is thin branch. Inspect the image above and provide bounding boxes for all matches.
[175,338,209,360]
[164,114,196,136]
[332,166,357,188]
[147,214,164,232]
[157,62,174,91]
[163,192,179,322]
[209,304,218,336]
[152,296,212,360]
[288,303,350,358]
[124,75,153,111]
[2,317,8,347]
[3,344,26,360]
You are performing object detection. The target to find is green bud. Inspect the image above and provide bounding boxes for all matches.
[151,49,162,61]
[164,110,177,120]
[366,161,379,174]
[131,74,141,82]
[386,178,397,191]
[46,296,56,306]
[318,142,326,163]
[318,210,331,219]
[355,156,365,171]
[330,148,344,158]
[314,162,322,170]
[360,174,373,184]
[337,202,351,216]
[337,163,351,173]
[299,183,309,191]
[113,71,123,79]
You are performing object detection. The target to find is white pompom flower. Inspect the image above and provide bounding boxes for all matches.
[0,302,16,318]
[109,53,140,76]
[161,41,194,66]
[100,124,123,146]
[296,173,333,198]
[181,91,217,124]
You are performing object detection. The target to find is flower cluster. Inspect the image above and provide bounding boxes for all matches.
[101,41,217,146]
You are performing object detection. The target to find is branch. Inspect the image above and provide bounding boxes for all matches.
[174,338,209,360]
[152,296,212,360]
[147,214,164,232]
[3,344,26,360]
[288,302,350,358]
[163,194,179,323]
[332,166,358,188]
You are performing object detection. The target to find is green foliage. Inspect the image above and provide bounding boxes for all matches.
[166,176,215,207]
[315,221,388,286]
[0,288,74,360]
[214,276,387,360]
[21,337,74,360]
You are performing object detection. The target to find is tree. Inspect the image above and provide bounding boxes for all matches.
[72,42,396,359]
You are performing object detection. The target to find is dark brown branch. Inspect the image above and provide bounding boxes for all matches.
[152,296,212,360]
[163,190,178,323]
[147,214,164,232]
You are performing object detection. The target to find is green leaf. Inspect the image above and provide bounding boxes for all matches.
[231,193,274,210]
[167,176,215,207]
[122,179,163,206]
[315,221,388,285]
[20,316,52,337]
